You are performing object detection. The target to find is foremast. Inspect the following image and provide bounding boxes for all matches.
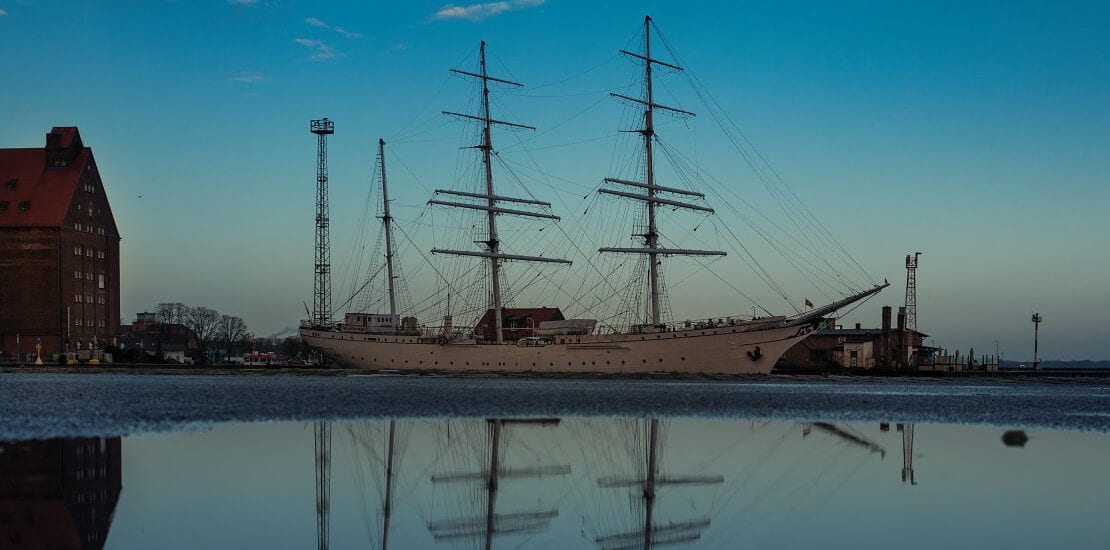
[378,139,398,323]
[599,16,725,329]
[430,41,570,344]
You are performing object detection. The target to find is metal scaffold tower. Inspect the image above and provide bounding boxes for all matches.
[311,118,335,326]
[1032,311,1043,370]
[904,252,921,332]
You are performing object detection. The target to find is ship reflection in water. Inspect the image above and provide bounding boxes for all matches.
[4,419,1107,549]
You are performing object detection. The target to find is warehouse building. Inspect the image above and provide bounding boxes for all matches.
[0,127,121,361]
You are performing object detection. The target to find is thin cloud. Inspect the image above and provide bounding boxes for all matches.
[303,16,363,38]
[0,9,7,16]
[295,38,337,60]
[229,71,264,83]
[433,0,545,22]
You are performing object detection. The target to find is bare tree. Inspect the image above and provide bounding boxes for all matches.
[217,315,248,362]
[183,306,220,354]
[156,302,188,325]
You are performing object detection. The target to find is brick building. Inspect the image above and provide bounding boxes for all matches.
[475,307,565,341]
[777,306,929,370]
[0,127,121,361]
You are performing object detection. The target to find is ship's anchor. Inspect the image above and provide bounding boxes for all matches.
[747,346,763,361]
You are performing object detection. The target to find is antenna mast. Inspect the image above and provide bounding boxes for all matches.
[904,252,921,332]
[599,16,723,329]
[311,118,335,326]
[1031,311,1043,370]
[379,139,398,323]
[430,42,570,344]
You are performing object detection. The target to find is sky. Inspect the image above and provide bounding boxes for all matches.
[1,1,1108,359]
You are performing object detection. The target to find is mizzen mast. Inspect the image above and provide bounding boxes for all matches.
[599,16,725,329]
[430,41,570,344]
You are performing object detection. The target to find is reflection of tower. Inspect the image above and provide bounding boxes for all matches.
[1031,312,1043,370]
[0,437,122,549]
[596,419,723,550]
[898,423,917,486]
[310,118,334,326]
[428,419,569,549]
[315,421,331,550]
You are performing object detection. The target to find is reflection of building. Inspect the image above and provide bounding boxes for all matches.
[777,305,929,370]
[475,308,564,342]
[0,127,122,360]
[0,437,122,549]
[119,312,201,363]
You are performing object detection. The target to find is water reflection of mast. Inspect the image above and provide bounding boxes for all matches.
[596,419,724,550]
[428,418,570,549]
[801,423,886,457]
[899,423,917,485]
[315,421,331,550]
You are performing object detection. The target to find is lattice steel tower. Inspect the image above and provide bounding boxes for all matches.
[310,118,334,326]
[904,252,921,332]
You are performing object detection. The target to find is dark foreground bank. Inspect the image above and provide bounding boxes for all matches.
[1,372,1108,439]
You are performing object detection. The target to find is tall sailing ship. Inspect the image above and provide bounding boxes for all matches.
[300,17,887,374]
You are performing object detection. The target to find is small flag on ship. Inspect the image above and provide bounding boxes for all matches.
[805,298,813,309]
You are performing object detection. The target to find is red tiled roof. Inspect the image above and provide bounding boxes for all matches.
[0,127,87,228]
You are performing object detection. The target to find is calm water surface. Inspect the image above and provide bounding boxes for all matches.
[3,416,1107,549]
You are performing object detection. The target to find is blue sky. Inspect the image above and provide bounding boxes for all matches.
[1,1,1108,359]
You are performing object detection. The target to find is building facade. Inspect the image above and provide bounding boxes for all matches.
[777,306,928,370]
[0,127,121,361]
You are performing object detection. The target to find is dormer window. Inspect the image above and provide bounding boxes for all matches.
[52,157,68,168]
[4,179,15,191]
[18,201,30,212]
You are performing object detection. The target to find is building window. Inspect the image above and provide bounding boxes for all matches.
[0,201,7,213]
[98,250,105,259]
[98,227,105,235]
[74,270,81,279]
[86,294,93,303]
[86,248,93,257]
[18,201,30,212]
[98,319,106,328]
[98,274,104,289]
[850,350,859,368]
[86,272,93,280]
[73,222,80,230]
[75,294,82,303]
[98,296,105,305]
[4,178,16,190]
[75,245,82,255]
[75,318,82,327]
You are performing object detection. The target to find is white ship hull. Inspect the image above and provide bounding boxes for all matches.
[300,319,818,375]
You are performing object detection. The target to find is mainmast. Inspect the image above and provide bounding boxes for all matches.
[430,41,570,344]
[379,139,398,323]
[599,16,724,329]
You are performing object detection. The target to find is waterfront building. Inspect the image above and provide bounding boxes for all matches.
[474,307,565,342]
[777,306,929,370]
[118,312,201,364]
[0,127,121,361]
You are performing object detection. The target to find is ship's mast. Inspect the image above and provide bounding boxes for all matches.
[599,16,724,329]
[379,139,398,323]
[430,41,570,344]
[643,16,661,327]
